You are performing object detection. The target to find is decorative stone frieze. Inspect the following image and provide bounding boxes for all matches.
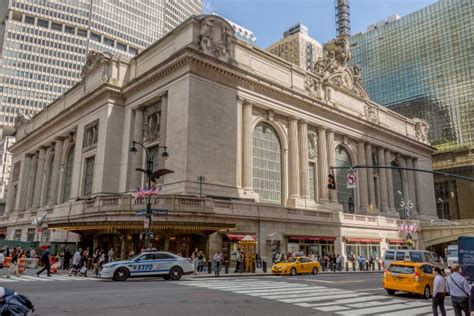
[365,101,379,124]
[304,76,321,100]
[198,16,234,62]
[142,104,161,143]
[413,118,430,145]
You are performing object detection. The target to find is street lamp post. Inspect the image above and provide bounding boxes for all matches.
[130,141,169,250]
[397,191,414,243]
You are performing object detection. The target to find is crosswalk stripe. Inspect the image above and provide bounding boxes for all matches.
[0,278,17,282]
[22,276,54,281]
[8,276,34,282]
[384,306,454,316]
[279,292,362,303]
[289,278,335,284]
[296,295,394,308]
[261,289,344,300]
[243,287,326,295]
[346,299,402,308]
[336,301,428,315]
[317,305,350,312]
[190,284,297,291]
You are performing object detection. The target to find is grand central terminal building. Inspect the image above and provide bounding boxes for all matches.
[0,15,437,262]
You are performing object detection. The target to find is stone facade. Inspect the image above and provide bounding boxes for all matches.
[1,15,436,261]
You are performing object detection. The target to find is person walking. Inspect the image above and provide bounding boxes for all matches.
[63,247,71,270]
[197,251,205,273]
[69,248,82,276]
[107,248,115,263]
[446,264,471,316]
[432,267,447,316]
[191,248,199,275]
[234,248,241,273]
[336,254,342,271]
[36,246,51,277]
[213,250,223,277]
[6,249,20,278]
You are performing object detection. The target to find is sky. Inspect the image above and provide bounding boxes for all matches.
[203,0,438,48]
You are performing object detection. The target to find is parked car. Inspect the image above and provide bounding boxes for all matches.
[272,256,321,276]
[383,250,441,269]
[383,261,435,299]
[99,251,193,281]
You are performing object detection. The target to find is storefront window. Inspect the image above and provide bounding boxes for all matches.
[345,242,381,259]
[287,239,335,256]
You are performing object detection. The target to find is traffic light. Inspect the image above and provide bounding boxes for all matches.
[327,173,336,190]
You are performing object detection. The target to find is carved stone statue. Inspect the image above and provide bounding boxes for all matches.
[304,76,321,99]
[308,131,318,159]
[198,16,234,61]
[413,118,430,144]
[80,51,113,79]
[143,104,161,143]
[364,102,379,124]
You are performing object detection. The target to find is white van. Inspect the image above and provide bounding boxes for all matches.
[383,250,440,269]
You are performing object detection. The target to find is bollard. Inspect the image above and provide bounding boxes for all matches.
[262,261,267,273]
[208,261,212,274]
[352,261,356,271]
[252,261,256,273]
[225,261,229,274]
[345,262,349,271]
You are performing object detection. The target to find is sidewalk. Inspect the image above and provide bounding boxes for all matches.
[188,269,382,278]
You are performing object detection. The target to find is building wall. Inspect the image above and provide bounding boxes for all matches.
[350,0,473,218]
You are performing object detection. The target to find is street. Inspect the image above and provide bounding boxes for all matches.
[2,272,455,315]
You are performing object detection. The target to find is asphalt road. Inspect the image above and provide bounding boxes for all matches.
[2,272,455,316]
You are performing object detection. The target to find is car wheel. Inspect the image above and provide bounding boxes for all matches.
[386,289,396,295]
[290,267,297,276]
[312,267,319,275]
[423,286,431,299]
[112,268,129,281]
[169,267,183,281]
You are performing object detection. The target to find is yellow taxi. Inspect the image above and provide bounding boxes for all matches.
[383,261,435,299]
[272,257,321,276]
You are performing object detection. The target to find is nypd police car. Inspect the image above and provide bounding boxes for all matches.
[99,251,194,281]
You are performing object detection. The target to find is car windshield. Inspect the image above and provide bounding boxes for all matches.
[284,258,300,263]
[388,265,415,274]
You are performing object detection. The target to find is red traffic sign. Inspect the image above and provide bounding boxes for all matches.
[346,171,357,188]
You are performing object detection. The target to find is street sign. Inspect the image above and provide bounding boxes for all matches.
[346,171,357,188]
[135,210,147,216]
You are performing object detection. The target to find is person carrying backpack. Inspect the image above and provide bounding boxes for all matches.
[0,287,34,315]
[36,246,51,277]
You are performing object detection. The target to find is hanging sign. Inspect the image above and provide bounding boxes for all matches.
[346,171,357,188]
[144,218,150,229]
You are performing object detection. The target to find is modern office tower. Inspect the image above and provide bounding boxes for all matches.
[0,0,202,126]
[267,23,323,71]
[350,0,473,219]
[0,128,15,215]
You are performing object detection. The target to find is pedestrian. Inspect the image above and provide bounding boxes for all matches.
[92,249,100,276]
[446,263,471,316]
[432,266,446,316]
[78,250,88,277]
[197,251,206,273]
[336,254,342,271]
[0,249,4,277]
[6,249,20,278]
[63,247,71,270]
[107,248,115,263]
[191,248,199,275]
[239,251,245,273]
[69,248,82,276]
[213,250,223,277]
[36,246,51,277]
[234,248,241,273]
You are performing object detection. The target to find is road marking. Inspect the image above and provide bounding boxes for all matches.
[317,305,350,312]
[7,276,34,282]
[261,289,343,300]
[244,287,326,296]
[289,278,335,283]
[296,295,395,307]
[346,299,401,308]
[279,292,364,303]
[358,287,383,291]
[334,280,367,284]
[336,301,428,315]
[22,275,54,281]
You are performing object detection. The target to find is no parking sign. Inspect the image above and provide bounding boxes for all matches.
[346,171,357,188]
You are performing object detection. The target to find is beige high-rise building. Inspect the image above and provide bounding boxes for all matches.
[267,23,323,71]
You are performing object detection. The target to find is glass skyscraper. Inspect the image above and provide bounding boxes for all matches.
[350,0,473,219]
[0,0,202,126]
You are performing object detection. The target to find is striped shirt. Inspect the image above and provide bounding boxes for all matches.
[446,272,471,298]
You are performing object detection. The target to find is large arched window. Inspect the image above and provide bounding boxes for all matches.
[62,146,75,202]
[45,157,54,205]
[336,145,354,213]
[392,161,403,216]
[253,123,282,204]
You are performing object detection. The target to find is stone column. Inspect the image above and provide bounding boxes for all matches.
[131,109,144,189]
[413,158,423,216]
[242,101,253,191]
[17,155,32,211]
[26,155,38,209]
[327,130,337,202]
[365,143,376,208]
[288,117,300,198]
[48,138,64,205]
[377,147,390,212]
[40,147,53,207]
[385,150,395,212]
[298,121,309,198]
[57,138,73,204]
[32,148,46,208]
[400,157,409,206]
[318,127,329,201]
[357,141,369,212]
[406,158,417,213]
[236,97,243,188]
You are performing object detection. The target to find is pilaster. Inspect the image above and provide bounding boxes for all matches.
[32,148,46,208]
[17,155,32,211]
[298,120,308,198]
[288,117,299,198]
[48,138,64,206]
[406,158,417,214]
[357,141,369,212]
[318,127,328,201]
[327,130,338,203]
[377,147,389,213]
[385,150,395,212]
[365,143,376,209]
[242,100,253,191]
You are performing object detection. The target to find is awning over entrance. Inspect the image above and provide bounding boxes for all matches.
[48,221,235,233]
[387,239,406,244]
[225,233,257,241]
[345,237,382,243]
[288,236,336,241]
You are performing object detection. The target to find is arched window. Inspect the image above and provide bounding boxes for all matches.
[45,157,54,205]
[253,123,282,204]
[336,145,354,213]
[392,161,403,215]
[62,146,75,202]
